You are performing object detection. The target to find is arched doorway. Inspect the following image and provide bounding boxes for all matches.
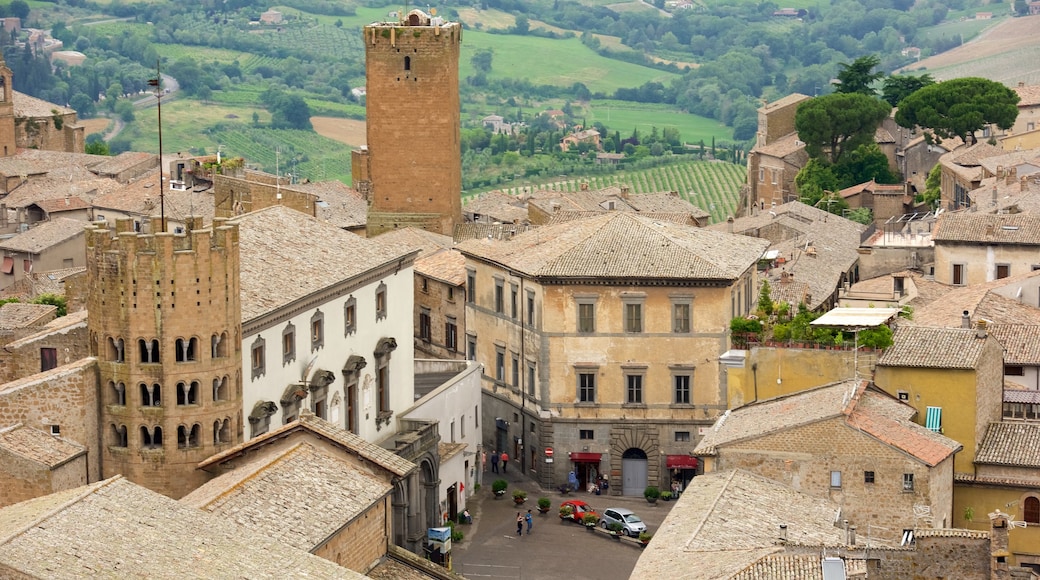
[421,458,440,529]
[621,448,648,496]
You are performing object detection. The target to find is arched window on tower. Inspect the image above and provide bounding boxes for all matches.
[178,424,200,448]
[108,337,125,362]
[212,332,229,358]
[110,381,126,406]
[111,424,127,447]
[176,337,198,362]
[140,383,161,407]
[1025,496,1040,524]
[140,425,163,449]
[214,418,231,444]
[177,381,198,405]
[139,339,160,363]
[213,376,229,401]
[404,56,411,71]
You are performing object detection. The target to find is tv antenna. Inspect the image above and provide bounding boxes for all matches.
[147,60,165,232]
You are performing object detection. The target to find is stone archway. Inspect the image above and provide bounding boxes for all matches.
[609,426,660,496]
[420,456,440,529]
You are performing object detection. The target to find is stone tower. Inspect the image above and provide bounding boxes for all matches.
[0,52,15,157]
[358,11,462,237]
[88,216,243,499]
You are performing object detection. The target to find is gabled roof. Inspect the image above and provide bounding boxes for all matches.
[377,228,465,285]
[197,410,416,477]
[933,212,1040,245]
[91,168,215,223]
[453,221,532,242]
[951,142,1004,167]
[292,180,368,229]
[753,132,806,159]
[462,190,529,224]
[0,217,85,254]
[231,206,417,322]
[990,325,1040,364]
[695,381,960,466]
[12,90,73,118]
[0,476,364,579]
[0,424,85,468]
[456,212,768,281]
[878,326,990,369]
[182,441,392,552]
[1012,84,1040,107]
[908,269,1040,328]
[0,302,56,329]
[631,469,844,579]
[975,422,1040,468]
[30,196,91,214]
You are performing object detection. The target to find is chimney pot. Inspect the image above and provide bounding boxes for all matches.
[976,319,988,338]
[779,524,788,543]
[962,310,971,328]
[848,525,856,546]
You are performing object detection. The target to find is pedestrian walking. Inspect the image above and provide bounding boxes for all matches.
[490,450,500,474]
[501,451,510,473]
[516,512,523,536]
[481,449,487,472]
[525,509,533,534]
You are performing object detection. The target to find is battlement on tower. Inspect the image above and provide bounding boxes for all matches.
[365,11,461,46]
[86,216,237,260]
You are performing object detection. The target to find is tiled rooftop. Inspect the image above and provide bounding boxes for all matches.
[908,270,1040,328]
[3,310,87,349]
[456,212,768,281]
[12,90,73,118]
[89,151,157,177]
[695,381,959,466]
[376,228,465,285]
[975,422,1040,468]
[91,168,215,223]
[989,325,1040,364]
[933,212,1040,245]
[0,476,365,579]
[462,190,529,224]
[453,221,532,242]
[0,424,85,467]
[182,441,392,552]
[753,131,807,158]
[293,180,368,229]
[0,303,56,329]
[231,206,417,322]
[0,217,85,254]
[31,196,92,214]
[878,326,989,369]
[951,142,1004,167]
[631,469,845,579]
[198,411,416,477]
[1013,83,1040,107]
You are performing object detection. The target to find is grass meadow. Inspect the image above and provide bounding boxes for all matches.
[586,100,733,144]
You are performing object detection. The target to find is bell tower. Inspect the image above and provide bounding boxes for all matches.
[88,216,243,499]
[0,52,16,157]
[360,11,462,237]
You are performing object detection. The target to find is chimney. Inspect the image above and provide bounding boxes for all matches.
[620,186,630,200]
[1006,167,1016,185]
[992,186,998,205]
[962,310,971,328]
[669,190,679,198]
[991,511,1011,580]
[727,215,734,233]
[977,319,988,339]
[847,525,857,546]
[580,182,589,191]
[779,524,788,543]
[1021,176,1028,192]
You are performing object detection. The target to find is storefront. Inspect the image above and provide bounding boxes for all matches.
[666,455,698,494]
[569,452,602,491]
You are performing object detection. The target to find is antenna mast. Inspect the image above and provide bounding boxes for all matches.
[148,60,165,232]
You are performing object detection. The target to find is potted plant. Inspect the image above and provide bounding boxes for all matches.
[559,505,574,520]
[492,479,508,498]
[537,497,552,514]
[512,489,527,505]
[639,531,653,546]
[583,513,599,530]
[607,522,624,540]
[644,486,660,505]
[660,490,673,502]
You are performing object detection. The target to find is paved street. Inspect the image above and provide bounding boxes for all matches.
[451,467,677,580]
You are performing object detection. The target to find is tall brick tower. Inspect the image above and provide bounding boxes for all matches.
[358,11,462,237]
[88,216,243,499]
[0,52,16,157]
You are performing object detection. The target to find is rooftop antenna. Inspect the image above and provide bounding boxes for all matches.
[147,60,165,232]
[275,148,282,201]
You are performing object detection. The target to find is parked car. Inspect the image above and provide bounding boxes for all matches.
[600,507,647,536]
[559,500,598,524]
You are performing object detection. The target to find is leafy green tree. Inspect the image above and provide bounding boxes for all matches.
[916,164,941,207]
[1014,0,1029,15]
[9,0,29,20]
[833,55,883,96]
[895,77,1019,145]
[757,280,774,316]
[833,143,899,187]
[115,99,135,123]
[32,294,67,317]
[795,158,839,206]
[795,93,892,164]
[844,207,873,225]
[85,134,110,156]
[881,73,934,107]
[513,15,529,35]
[471,49,493,74]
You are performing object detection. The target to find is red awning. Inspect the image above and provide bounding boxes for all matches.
[569,452,602,462]
[666,455,699,470]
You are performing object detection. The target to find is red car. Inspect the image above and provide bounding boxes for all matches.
[559,500,598,524]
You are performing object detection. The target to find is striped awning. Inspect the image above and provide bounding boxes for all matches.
[925,406,942,432]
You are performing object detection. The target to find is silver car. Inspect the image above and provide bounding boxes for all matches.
[599,507,647,536]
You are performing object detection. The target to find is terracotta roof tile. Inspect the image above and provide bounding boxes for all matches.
[1013,84,1040,107]
[452,222,532,242]
[753,132,806,158]
[975,422,1040,467]
[293,180,368,229]
[457,212,768,281]
[92,168,215,223]
[0,217,85,253]
[231,206,417,322]
[0,424,85,467]
[0,303,55,329]
[0,476,365,579]
[31,196,91,213]
[878,326,989,369]
[198,411,416,477]
[933,212,1040,245]
[181,441,392,551]
[12,90,73,118]
[989,324,1040,364]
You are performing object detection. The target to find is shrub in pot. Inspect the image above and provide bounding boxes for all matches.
[492,479,508,497]
[644,486,660,504]
[537,497,552,513]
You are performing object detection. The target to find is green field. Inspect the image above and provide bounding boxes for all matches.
[916,16,1000,44]
[482,159,746,223]
[155,44,250,64]
[587,100,733,144]
[459,31,677,94]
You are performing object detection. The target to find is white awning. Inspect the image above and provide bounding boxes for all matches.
[810,307,901,328]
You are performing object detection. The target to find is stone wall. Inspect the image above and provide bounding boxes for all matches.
[0,444,86,507]
[15,111,84,154]
[0,314,89,384]
[414,276,465,360]
[313,496,390,573]
[212,173,317,219]
[0,358,100,482]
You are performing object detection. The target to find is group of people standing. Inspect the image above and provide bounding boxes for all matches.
[516,510,533,536]
[488,449,509,473]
